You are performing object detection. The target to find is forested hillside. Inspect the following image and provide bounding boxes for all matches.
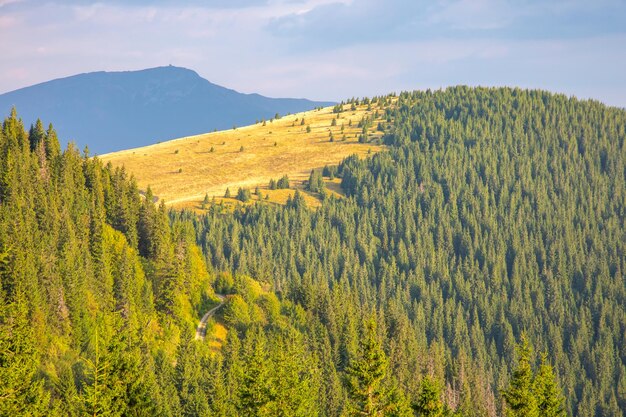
[1,86,625,417]
[195,88,625,416]
[0,109,218,415]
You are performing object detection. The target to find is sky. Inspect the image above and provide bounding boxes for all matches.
[1,0,625,107]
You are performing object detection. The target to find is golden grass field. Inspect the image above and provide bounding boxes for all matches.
[100,101,391,209]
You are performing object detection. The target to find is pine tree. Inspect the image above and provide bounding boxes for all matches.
[175,340,211,417]
[267,330,319,417]
[287,189,307,210]
[55,364,81,417]
[345,319,388,416]
[306,169,325,193]
[238,326,274,417]
[82,330,121,417]
[236,188,251,202]
[502,335,538,417]
[28,119,45,152]
[277,175,290,189]
[206,358,229,416]
[534,354,566,417]
[0,288,50,416]
[412,375,443,417]
[201,193,209,209]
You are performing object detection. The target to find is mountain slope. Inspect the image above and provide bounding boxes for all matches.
[1,88,623,416]
[100,99,388,208]
[0,66,334,154]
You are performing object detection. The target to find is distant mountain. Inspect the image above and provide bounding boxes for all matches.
[0,66,334,154]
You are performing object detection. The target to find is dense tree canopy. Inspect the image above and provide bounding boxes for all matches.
[1,86,624,416]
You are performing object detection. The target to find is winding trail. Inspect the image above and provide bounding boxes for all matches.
[195,294,226,341]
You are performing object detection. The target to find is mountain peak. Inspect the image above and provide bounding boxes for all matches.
[0,67,333,153]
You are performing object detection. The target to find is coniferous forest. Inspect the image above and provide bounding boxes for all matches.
[1,87,625,416]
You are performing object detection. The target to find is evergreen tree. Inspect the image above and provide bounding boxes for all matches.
[502,336,538,417]
[412,376,443,417]
[175,340,211,417]
[236,188,251,202]
[28,119,45,152]
[345,319,388,416]
[306,169,325,193]
[44,123,61,161]
[201,193,209,209]
[277,175,290,189]
[0,288,50,416]
[535,354,566,417]
[267,330,320,417]
[82,329,123,417]
[55,365,81,417]
[287,189,307,209]
[238,326,274,417]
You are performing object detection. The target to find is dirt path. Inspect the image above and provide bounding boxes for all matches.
[195,294,226,341]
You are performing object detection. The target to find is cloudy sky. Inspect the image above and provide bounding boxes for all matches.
[1,0,625,107]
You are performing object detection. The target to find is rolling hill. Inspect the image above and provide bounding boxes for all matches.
[100,99,390,209]
[1,88,624,416]
[0,66,334,154]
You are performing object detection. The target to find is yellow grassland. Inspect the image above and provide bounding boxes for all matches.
[100,102,390,209]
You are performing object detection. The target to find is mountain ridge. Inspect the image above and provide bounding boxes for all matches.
[0,66,334,154]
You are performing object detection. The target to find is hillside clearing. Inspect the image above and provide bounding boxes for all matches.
[100,101,391,208]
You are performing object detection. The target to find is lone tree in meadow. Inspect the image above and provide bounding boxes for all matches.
[236,188,251,203]
[201,193,209,209]
[306,170,325,194]
[277,175,290,189]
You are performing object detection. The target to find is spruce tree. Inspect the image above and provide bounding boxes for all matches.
[412,375,443,417]
[44,123,61,162]
[502,336,539,417]
[201,193,209,209]
[535,354,566,417]
[0,288,50,416]
[238,326,274,417]
[28,119,45,152]
[345,319,388,416]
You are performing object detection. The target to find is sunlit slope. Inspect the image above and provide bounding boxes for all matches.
[100,101,390,208]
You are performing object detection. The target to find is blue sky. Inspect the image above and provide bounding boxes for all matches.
[1,0,625,107]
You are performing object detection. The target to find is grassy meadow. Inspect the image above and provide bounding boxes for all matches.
[100,102,391,209]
